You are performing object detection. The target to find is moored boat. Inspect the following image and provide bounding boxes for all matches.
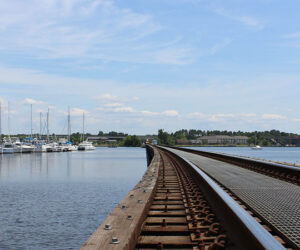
[2,142,14,154]
[78,141,95,151]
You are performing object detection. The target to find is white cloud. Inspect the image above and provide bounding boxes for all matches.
[96,93,118,101]
[23,98,44,105]
[188,112,206,118]
[114,106,134,113]
[0,0,195,65]
[70,107,89,116]
[162,110,180,117]
[111,106,180,117]
[240,113,257,117]
[104,102,123,107]
[285,32,300,39]
[214,8,264,30]
[132,96,140,101]
[188,113,259,123]
[262,114,287,120]
[140,110,159,116]
[95,93,140,103]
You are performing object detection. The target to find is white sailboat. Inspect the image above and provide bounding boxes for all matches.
[251,134,262,150]
[34,140,48,152]
[78,112,95,151]
[3,102,14,154]
[13,138,34,153]
[44,108,56,152]
[0,101,2,154]
[59,107,77,151]
[34,112,47,152]
[251,145,263,150]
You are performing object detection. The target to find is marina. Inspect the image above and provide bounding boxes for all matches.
[0,103,91,154]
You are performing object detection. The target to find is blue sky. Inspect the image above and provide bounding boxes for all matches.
[0,0,300,135]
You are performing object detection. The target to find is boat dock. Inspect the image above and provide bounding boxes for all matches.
[81,145,300,249]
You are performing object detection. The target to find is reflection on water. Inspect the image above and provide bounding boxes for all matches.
[0,147,147,249]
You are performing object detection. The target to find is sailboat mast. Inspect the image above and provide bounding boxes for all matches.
[7,101,11,141]
[68,107,71,141]
[0,101,2,143]
[82,112,85,142]
[40,112,42,139]
[30,104,33,138]
[47,108,49,141]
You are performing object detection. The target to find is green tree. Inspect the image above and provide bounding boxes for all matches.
[158,129,175,145]
[120,135,142,147]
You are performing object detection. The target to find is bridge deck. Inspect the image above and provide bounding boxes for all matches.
[164,147,300,248]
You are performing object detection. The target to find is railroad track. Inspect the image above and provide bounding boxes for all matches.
[81,146,293,249]
[136,148,285,249]
[136,150,229,249]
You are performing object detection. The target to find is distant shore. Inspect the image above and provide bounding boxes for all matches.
[176,145,300,147]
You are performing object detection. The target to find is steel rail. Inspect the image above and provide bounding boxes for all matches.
[183,158,284,250]
[169,146,300,185]
[158,147,285,250]
[81,146,289,249]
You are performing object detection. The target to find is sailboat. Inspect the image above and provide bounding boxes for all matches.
[0,101,2,153]
[34,108,55,152]
[2,102,14,154]
[14,104,35,153]
[78,112,95,151]
[13,137,34,153]
[251,134,262,150]
[65,107,77,151]
[34,112,48,152]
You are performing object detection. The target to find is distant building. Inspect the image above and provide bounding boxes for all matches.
[87,136,125,143]
[191,135,249,145]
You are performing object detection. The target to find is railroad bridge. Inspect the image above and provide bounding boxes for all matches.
[81,146,300,250]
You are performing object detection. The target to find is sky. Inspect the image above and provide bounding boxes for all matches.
[0,0,300,135]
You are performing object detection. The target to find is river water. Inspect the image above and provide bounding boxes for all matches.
[0,146,299,249]
[0,148,147,250]
[188,146,300,165]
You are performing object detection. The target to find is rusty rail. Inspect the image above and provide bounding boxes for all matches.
[169,146,300,185]
[135,146,285,249]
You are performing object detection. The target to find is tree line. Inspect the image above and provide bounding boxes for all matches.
[2,129,299,147]
[158,129,300,146]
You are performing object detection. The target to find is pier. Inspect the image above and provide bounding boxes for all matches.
[81,146,300,249]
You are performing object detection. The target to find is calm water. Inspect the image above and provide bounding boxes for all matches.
[187,147,300,165]
[1,147,299,250]
[0,148,147,250]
